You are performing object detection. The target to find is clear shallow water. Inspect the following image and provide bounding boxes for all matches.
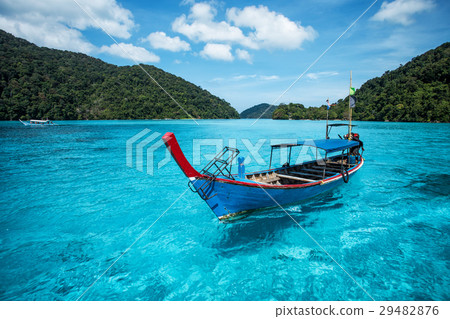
[0,119,448,301]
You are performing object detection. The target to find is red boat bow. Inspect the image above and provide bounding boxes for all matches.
[162,132,201,178]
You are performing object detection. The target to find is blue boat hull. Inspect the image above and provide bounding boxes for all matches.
[162,132,364,220]
[189,160,363,219]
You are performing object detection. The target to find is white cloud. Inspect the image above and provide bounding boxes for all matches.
[371,0,434,25]
[0,0,135,53]
[144,31,191,52]
[190,1,216,21]
[200,43,234,61]
[259,75,279,81]
[227,5,317,50]
[233,74,257,80]
[172,3,315,51]
[235,49,252,64]
[219,74,279,81]
[100,43,160,63]
[172,3,254,48]
[180,0,196,6]
[70,0,135,38]
[306,71,339,80]
[0,17,95,53]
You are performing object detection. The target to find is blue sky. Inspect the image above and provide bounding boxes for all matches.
[1,0,449,112]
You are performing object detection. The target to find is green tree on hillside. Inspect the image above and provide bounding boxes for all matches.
[0,30,239,120]
[273,42,449,122]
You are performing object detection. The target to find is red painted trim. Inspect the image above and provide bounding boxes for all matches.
[163,131,364,189]
[207,158,364,189]
[162,132,201,178]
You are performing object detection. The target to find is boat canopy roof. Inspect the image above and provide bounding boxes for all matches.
[327,123,357,127]
[271,138,359,153]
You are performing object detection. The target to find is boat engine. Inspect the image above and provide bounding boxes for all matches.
[345,132,364,157]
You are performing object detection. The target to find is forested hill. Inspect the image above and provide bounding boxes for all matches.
[273,42,449,122]
[240,103,277,118]
[0,30,239,120]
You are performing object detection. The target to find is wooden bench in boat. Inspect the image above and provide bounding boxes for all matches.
[261,175,280,183]
[312,165,341,172]
[299,168,335,176]
[289,171,323,179]
[248,172,280,184]
[275,173,316,183]
[326,162,353,168]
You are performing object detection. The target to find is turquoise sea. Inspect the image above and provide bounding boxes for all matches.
[0,119,449,301]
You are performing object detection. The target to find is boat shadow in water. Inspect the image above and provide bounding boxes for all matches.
[209,190,345,252]
[221,189,344,223]
[403,173,450,197]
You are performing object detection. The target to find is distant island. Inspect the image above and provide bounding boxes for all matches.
[241,42,449,123]
[0,30,239,120]
[2,28,448,123]
[240,103,277,119]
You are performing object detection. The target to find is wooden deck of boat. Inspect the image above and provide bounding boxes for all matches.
[246,159,357,185]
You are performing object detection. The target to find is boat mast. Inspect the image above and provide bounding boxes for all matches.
[348,71,352,139]
[326,97,329,139]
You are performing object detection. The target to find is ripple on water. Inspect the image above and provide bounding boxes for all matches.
[0,120,449,300]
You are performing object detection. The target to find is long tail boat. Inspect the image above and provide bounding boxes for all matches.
[19,119,56,126]
[162,122,364,220]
